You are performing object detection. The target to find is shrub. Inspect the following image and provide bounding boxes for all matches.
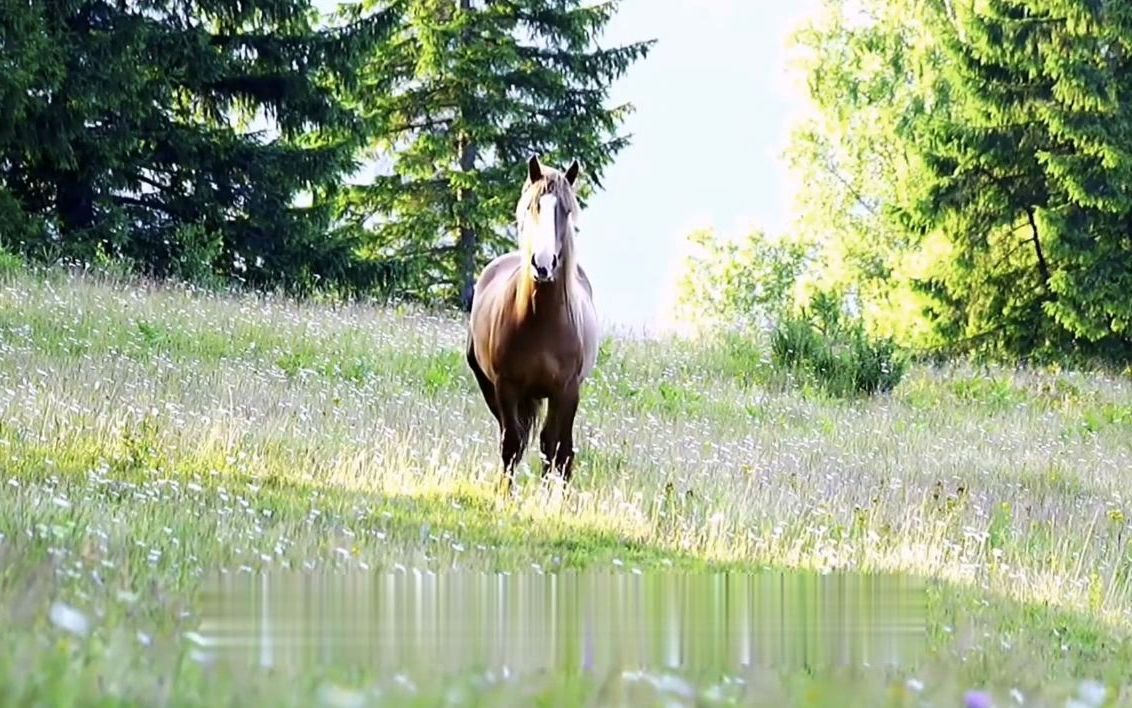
[770,292,907,397]
[671,227,810,335]
[0,247,25,282]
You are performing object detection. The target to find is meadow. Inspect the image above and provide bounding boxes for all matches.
[1,266,1131,706]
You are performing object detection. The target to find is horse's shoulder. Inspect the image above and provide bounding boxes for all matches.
[477,252,522,288]
[575,264,593,297]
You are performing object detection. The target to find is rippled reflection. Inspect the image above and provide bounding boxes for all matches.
[192,568,927,681]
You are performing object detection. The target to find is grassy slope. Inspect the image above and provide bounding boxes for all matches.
[1,270,1131,705]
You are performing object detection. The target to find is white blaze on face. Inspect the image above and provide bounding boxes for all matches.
[529,194,559,278]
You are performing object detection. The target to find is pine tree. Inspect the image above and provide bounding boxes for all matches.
[0,0,59,246]
[791,0,1132,361]
[905,0,1132,359]
[1,0,396,293]
[335,0,654,306]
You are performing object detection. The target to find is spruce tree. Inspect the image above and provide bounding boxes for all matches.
[0,0,59,246]
[906,0,1132,358]
[1,0,395,293]
[792,0,1132,361]
[335,0,654,306]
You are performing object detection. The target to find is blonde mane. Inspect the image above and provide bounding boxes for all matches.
[515,168,581,228]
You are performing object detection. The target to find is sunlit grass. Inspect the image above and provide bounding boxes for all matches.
[1,268,1131,705]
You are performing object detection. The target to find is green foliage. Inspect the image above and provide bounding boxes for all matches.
[0,244,24,282]
[0,0,649,307]
[787,0,945,351]
[1080,403,1132,435]
[333,0,655,305]
[949,376,1028,413]
[904,0,1132,361]
[670,223,902,397]
[790,0,1132,364]
[672,227,810,334]
[770,293,907,397]
[0,0,397,295]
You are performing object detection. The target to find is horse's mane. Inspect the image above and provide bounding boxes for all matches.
[513,167,584,321]
[515,168,580,227]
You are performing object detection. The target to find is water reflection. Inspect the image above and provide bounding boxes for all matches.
[192,568,927,679]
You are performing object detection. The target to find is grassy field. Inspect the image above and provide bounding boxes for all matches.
[1,267,1131,706]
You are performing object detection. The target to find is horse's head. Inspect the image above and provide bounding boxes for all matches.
[517,154,581,284]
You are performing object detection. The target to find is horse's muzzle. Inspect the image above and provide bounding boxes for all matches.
[531,254,555,282]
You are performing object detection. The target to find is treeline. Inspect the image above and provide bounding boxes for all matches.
[0,0,652,306]
[794,0,1132,363]
[680,0,1132,367]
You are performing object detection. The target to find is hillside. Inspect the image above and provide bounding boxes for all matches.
[1,269,1131,705]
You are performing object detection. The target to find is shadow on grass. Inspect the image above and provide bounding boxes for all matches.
[4,436,1132,688]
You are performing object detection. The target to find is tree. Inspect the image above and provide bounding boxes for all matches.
[0,0,59,248]
[670,227,810,336]
[334,0,654,306]
[787,0,953,350]
[788,0,1132,362]
[905,0,1132,359]
[1,0,396,293]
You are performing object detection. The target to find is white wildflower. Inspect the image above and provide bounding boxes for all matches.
[49,601,89,636]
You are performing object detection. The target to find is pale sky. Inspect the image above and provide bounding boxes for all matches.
[312,0,824,334]
[577,0,822,334]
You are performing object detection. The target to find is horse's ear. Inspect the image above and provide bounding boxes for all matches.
[527,154,543,183]
[565,159,581,186]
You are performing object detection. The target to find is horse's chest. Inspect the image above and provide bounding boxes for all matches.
[531,350,574,385]
[497,329,581,389]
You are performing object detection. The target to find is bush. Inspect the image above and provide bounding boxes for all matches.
[770,293,907,397]
[671,227,810,335]
[0,246,25,282]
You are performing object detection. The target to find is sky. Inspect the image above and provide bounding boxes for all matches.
[576,0,823,335]
[314,0,825,334]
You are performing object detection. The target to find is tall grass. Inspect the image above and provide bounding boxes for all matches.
[0,269,1131,704]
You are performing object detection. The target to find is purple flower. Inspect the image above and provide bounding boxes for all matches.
[965,691,994,708]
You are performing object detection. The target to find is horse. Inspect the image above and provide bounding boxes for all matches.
[466,155,600,494]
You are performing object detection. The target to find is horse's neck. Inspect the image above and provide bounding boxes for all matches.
[513,271,573,323]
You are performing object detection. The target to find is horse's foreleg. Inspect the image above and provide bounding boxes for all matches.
[495,382,526,495]
[538,403,560,479]
[543,387,580,482]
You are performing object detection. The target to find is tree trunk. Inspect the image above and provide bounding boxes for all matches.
[1026,207,1052,287]
[455,0,478,312]
[56,169,96,245]
[456,137,479,311]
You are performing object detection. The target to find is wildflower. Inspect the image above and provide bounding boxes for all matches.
[964,690,993,708]
[49,601,90,637]
[1075,680,1106,707]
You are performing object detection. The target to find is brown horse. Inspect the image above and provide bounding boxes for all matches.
[466,155,600,493]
